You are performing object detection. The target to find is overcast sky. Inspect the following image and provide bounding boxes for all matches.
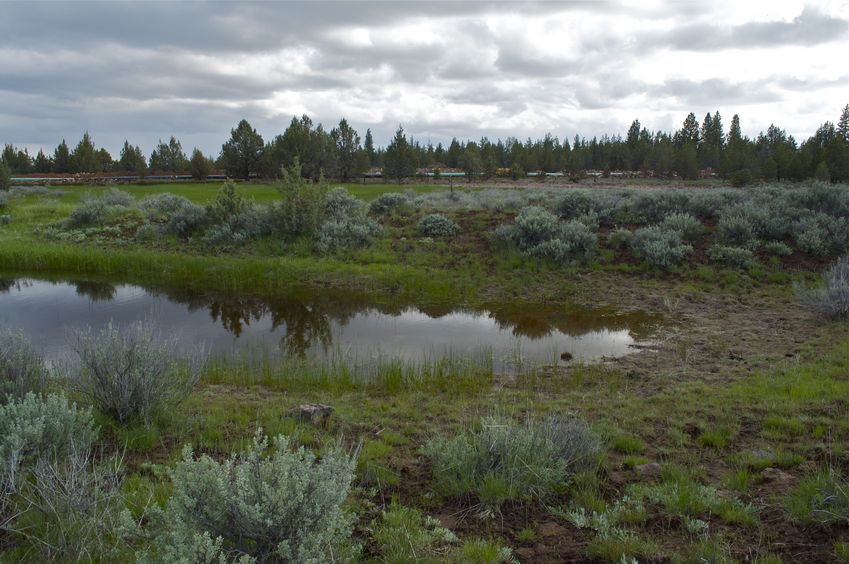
[1,0,848,156]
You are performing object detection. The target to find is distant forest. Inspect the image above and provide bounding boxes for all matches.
[2,105,849,186]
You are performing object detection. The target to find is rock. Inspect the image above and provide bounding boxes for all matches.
[560,351,573,361]
[538,522,568,538]
[634,462,662,481]
[298,403,333,426]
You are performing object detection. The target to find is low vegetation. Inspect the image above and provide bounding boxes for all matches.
[2,178,849,561]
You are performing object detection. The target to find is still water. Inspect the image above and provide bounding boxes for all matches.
[0,277,660,370]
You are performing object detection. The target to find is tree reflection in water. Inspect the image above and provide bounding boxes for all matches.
[72,280,117,302]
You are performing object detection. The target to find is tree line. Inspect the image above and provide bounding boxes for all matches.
[1,106,848,185]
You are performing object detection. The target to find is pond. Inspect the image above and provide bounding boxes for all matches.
[0,276,662,371]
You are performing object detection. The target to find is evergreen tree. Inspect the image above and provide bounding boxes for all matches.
[838,104,849,141]
[33,149,52,173]
[675,142,700,180]
[363,128,376,167]
[331,118,365,181]
[149,136,188,172]
[189,148,212,180]
[96,148,113,172]
[383,126,416,183]
[53,140,71,173]
[70,132,99,173]
[219,119,265,180]
[118,141,147,173]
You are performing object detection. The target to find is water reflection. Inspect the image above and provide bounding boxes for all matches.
[0,275,661,364]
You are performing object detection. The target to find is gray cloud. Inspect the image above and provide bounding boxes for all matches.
[0,1,845,154]
[648,6,848,52]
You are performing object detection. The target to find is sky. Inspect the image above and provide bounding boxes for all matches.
[1,0,848,157]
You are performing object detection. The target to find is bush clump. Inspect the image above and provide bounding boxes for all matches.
[630,226,692,270]
[717,212,756,247]
[417,213,460,237]
[0,329,48,401]
[69,321,205,423]
[495,206,597,264]
[0,393,96,477]
[314,217,382,254]
[139,193,194,222]
[660,212,703,242]
[763,240,793,257]
[707,245,755,269]
[369,192,409,215]
[423,415,602,514]
[141,431,359,563]
[275,159,328,236]
[607,228,633,250]
[798,255,849,319]
[0,191,8,211]
[167,202,207,238]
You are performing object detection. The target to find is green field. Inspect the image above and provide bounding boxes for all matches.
[1,179,849,562]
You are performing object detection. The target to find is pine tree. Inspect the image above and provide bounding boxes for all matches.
[219,119,265,179]
[70,132,99,173]
[838,104,849,141]
[53,140,70,173]
[118,141,147,173]
[383,126,416,183]
[331,118,364,181]
[189,148,212,180]
[363,128,376,167]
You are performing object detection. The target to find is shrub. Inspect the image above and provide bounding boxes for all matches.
[69,321,205,423]
[141,431,359,563]
[627,191,689,224]
[166,202,207,238]
[0,393,96,478]
[0,329,48,401]
[201,224,249,247]
[793,214,849,257]
[631,226,692,270]
[798,255,849,319]
[527,221,597,264]
[96,188,135,207]
[6,445,131,561]
[314,217,382,254]
[0,191,8,210]
[418,213,460,237]
[557,190,595,219]
[369,192,409,215]
[275,159,328,236]
[607,228,633,250]
[423,415,602,514]
[0,214,9,225]
[763,240,793,257]
[139,193,194,222]
[513,206,560,246]
[717,212,756,247]
[707,245,755,269]
[324,187,363,221]
[66,200,108,228]
[660,212,703,242]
